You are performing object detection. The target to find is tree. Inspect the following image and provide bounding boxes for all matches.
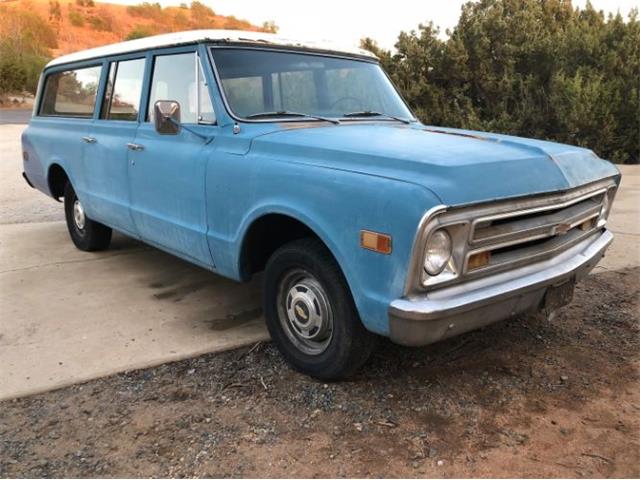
[361,0,639,163]
[48,0,62,23]
[262,20,278,33]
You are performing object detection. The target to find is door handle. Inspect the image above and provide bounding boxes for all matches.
[127,143,144,151]
[82,136,97,144]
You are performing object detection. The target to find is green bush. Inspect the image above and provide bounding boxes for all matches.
[0,44,49,94]
[88,13,113,31]
[126,2,162,21]
[48,0,62,22]
[190,1,215,18]
[68,9,85,27]
[0,8,53,94]
[125,27,152,41]
[363,0,639,164]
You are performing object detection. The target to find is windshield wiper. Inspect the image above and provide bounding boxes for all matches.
[246,111,340,125]
[343,110,412,124]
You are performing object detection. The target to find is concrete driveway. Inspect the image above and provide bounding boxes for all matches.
[1,122,638,400]
[1,124,268,400]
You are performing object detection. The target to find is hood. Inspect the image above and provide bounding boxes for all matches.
[250,123,619,206]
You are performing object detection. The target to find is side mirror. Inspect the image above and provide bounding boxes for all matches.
[154,100,181,135]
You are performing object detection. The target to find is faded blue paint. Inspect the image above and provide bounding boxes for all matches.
[22,42,621,337]
[82,119,139,235]
[129,122,214,267]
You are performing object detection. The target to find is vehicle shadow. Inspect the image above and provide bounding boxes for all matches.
[108,231,266,335]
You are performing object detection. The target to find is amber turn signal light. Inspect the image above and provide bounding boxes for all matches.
[360,230,392,254]
[468,251,491,270]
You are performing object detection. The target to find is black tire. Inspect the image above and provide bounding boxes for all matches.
[64,181,112,251]
[263,238,377,380]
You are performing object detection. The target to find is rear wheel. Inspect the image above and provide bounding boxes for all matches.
[263,238,377,380]
[64,182,112,251]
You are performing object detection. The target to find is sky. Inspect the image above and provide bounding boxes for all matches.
[106,0,639,50]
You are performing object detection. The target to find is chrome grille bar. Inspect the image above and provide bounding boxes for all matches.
[464,186,610,275]
[471,197,602,247]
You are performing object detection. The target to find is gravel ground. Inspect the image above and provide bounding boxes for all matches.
[1,267,638,478]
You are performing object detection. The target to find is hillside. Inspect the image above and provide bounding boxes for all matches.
[0,0,271,56]
[0,0,274,97]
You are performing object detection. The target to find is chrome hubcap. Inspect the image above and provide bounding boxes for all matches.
[73,199,85,230]
[277,269,333,355]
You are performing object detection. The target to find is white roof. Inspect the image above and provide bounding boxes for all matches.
[46,29,377,67]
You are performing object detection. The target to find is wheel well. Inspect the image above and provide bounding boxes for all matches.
[240,214,321,280]
[48,164,68,200]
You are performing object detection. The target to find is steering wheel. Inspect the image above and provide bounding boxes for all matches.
[329,96,364,111]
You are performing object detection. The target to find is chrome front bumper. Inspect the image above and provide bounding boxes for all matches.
[388,229,613,346]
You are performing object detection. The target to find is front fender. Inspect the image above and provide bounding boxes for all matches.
[206,152,441,335]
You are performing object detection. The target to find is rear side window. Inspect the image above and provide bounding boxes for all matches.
[100,58,146,121]
[40,65,102,118]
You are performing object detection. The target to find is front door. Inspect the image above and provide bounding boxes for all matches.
[83,57,146,235]
[128,50,216,268]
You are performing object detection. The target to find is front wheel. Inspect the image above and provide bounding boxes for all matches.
[64,182,112,251]
[263,238,377,380]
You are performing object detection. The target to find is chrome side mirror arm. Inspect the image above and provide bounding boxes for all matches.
[166,116,211,143]
[154,100,212,143]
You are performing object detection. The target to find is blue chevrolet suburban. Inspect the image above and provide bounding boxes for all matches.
[21,30,620,379]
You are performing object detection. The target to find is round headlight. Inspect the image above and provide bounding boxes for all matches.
[424,229,452,276]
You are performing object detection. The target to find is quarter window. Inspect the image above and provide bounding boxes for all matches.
[101,58,146,121]
[148,52,215,124]
[40,65,102,117]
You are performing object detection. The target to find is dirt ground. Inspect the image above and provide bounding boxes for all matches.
[1,267,638,478]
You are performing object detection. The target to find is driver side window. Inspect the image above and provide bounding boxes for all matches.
[147,52,215,124]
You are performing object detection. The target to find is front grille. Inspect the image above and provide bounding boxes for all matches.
[407,178,617,294]
[463,186,608,276]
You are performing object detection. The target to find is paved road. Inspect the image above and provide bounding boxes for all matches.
[0,123,638,400]
[0,109,31,125]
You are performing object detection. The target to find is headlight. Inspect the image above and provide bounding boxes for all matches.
[424,229,452,276]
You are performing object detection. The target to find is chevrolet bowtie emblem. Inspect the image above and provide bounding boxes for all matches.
[295,305,307,320]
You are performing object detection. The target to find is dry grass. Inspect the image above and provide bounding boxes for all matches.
[0,0,264,57]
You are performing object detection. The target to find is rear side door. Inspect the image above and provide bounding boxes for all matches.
[30,63,103,200]
[127,48,216,267]
[82,56,146,236]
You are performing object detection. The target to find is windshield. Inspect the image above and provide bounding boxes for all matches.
[210,48,414,121]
